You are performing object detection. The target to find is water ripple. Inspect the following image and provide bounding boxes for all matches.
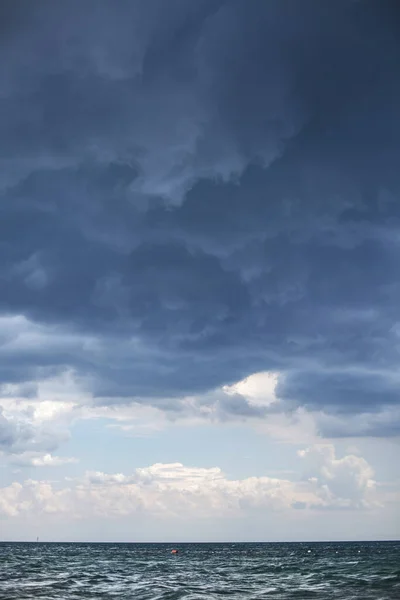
[0,541,398,599]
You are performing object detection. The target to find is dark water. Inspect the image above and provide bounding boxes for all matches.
[0,542,399,599]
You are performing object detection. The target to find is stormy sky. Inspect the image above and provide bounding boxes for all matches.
[0,0,399,541]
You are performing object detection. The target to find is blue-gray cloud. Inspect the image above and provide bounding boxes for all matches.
[1,0,400,434]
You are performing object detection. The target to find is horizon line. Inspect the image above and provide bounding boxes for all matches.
[1,539,398,544]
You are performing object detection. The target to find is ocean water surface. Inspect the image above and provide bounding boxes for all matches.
[0,541,399,599]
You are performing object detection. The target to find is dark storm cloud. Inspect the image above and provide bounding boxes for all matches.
[1,0,400,433]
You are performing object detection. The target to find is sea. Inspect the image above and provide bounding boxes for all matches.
[0,541,399,599]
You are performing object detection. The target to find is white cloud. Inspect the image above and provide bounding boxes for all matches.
[10,452,78,468]
[298,444,378,509]
[223,371,279,408]
[0,446,381,520]
[0,386,76,460]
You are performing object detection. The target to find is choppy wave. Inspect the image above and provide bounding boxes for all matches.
[0,541,399,599]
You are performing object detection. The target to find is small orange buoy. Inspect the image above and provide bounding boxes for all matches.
[171,549,179,554]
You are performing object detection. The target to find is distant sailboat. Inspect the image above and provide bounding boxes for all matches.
[36,537,39,543]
